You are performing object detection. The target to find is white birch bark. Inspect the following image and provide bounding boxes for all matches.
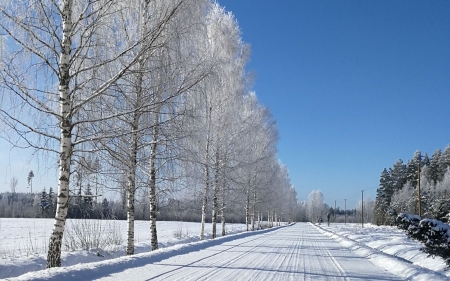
[46,0,73,268]
[258,211,261,229]
[245,190,250,232]
[200,106,212,240]
[220,200,226,236]
[149,104,161,251]
[125,112,140,255]
[211,149,220,238]
[251,186,257,231]
[220,167,226,236]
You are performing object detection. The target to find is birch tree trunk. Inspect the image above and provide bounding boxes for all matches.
[245,190,250,231]
[125,112,140,255]
[251,206,255,231]
[220,169,226,236]
[251,187,256,231]
[200,142,210,240]
[200,106,212,240]
[149,106,161,251]
[211,150,219,238]
[220,199,226,236]
[258,211,261,230]
[46,0,73,268]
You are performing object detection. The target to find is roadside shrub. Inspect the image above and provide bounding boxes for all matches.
[397,213,450,266]
[416,219,450,265]
[63,219,123,252]
[172,224,191,239]
[395,213,420,231]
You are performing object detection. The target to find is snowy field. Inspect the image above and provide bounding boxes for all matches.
[0,218,247,279]
[1,220,450,280]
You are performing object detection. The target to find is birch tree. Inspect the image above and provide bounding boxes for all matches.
[0,0,175,267]
[190,3,251,239]
[143,0,211,250]
[307,190,326,222]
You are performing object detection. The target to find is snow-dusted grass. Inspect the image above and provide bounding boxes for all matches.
[0,218,247,279]
[315,222,450,279]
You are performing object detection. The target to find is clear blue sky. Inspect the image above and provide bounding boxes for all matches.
[218,0,450,208]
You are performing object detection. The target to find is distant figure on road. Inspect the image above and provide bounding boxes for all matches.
[327,212,331,226]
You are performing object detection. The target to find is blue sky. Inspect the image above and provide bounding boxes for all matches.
[218,0,450,208]
[1,1,450,210]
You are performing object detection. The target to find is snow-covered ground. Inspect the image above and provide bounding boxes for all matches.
[2,220,450,280]
[0,218,247,279]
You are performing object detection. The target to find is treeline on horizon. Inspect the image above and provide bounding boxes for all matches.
[0,189,282,223]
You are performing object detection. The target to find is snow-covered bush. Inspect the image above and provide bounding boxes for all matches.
[397,213,450,266]
[395,213,420,231]
[416,219,450,264]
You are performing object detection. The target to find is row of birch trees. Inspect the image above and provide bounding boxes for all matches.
[0,0,296,268]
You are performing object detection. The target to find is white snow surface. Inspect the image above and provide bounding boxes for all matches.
[2,220,450,280]
[0,219,246,279]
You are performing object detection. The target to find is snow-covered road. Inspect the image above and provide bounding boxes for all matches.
[8,223,407,280]
[111,223,400,281]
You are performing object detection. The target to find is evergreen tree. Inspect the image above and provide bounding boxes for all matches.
[84,184,93,218]
[375,168,394,223]
[406,150,422,188]
[422,152,430,167]
[48,187,55,214]
[40,187,49,215]
[428,149,442,185]
[438,144,450,182]
[390,159,407,190]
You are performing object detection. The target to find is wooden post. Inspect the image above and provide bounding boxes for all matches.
[334,200,336,222]
[344,199,347,225]
[418,163,421,217]
[361,190,364,228]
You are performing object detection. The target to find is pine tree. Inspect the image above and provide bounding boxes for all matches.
[375,168,393,223]
[422,152,430,167]
[48,187,55,214]
[390,159,407,190]
[27,171,34,194]
[40,187,49,215]
[405,151,422,188]
[438,145,450,182]
[84,184,93,218]
[429,149,442,185]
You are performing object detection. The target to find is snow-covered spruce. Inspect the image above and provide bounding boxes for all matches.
[396,213,450,265]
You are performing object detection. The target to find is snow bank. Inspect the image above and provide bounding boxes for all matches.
[314,223,449,281]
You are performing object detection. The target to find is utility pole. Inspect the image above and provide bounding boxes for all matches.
[418,163,421,217]
[334,200,336,222]
[361,190,364,228]
[344,199,347,225]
